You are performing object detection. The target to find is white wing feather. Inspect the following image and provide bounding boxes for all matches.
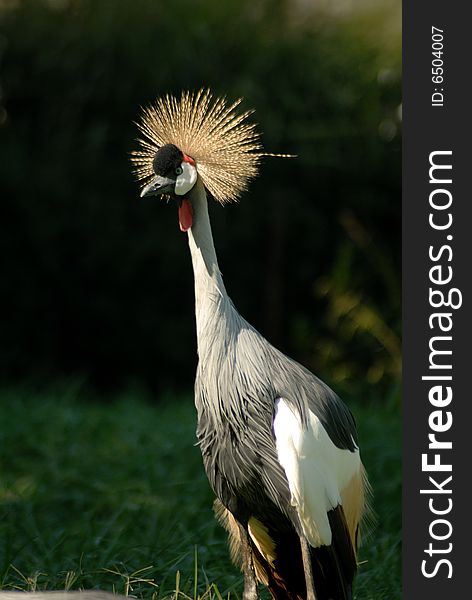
[273,398,360,547]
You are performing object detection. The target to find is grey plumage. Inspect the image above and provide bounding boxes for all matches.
[195,275,358,520]
[187,179,364,599]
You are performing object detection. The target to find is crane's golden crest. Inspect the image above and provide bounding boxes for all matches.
[131,89,288,204]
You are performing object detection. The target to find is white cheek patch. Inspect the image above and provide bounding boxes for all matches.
[175,161,197,196]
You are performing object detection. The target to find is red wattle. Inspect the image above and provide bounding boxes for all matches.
[179,199,193,232]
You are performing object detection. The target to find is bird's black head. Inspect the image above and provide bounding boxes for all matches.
[152,144,183,179]
[140,143,198,198]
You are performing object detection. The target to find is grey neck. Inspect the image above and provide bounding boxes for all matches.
[187,179,231,357]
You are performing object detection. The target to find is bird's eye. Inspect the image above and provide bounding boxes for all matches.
[175,166,183,175]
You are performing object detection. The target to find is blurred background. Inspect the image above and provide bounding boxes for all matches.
[0,0,400,398]
[0,1,401,597]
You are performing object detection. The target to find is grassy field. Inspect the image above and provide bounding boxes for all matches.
[0,385,401,600]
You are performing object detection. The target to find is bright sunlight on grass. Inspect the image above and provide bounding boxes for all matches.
[0,385,400,600]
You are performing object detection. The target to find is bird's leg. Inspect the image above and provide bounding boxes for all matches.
[300,536,317,600]
[239,524,259,600]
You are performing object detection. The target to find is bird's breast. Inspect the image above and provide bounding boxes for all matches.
[195,381,293,524]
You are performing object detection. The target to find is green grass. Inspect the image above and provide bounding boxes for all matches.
[0,384,401,599]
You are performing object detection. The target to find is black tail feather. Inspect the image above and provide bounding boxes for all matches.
[217,500,357,600]
[309,506,357,600]
[250,506,356,600]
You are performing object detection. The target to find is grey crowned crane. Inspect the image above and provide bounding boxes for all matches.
[132,90,370,600]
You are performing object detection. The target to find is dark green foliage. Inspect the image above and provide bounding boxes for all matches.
[0,386,400,599]
[0,0,400,394]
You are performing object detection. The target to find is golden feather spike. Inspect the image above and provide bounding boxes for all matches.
[131,89,294,204]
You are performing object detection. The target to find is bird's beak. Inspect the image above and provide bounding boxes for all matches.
[140,175,175,197]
